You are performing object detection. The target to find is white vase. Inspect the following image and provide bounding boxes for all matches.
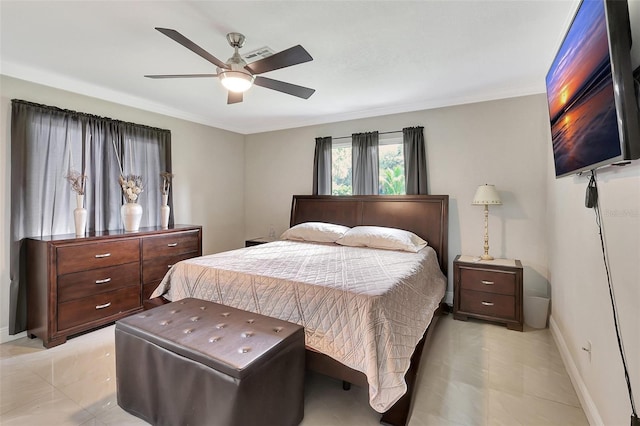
[160,194,170,229]
[74,194,87,237]
[121,202,143,232]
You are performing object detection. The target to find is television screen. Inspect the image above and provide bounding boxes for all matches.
[546,0,638,178]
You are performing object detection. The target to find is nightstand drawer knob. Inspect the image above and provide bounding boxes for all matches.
[95,253,111,258]
[95,302,111,310]
[481,280,494,285]
[167,243,178,247]
[481,301,494,306]
[95,278,111,285]
[168,264,174,269]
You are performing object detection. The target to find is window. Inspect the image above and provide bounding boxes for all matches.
[331,136,405,195]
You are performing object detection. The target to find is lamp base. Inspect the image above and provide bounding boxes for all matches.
[480,254,494,261]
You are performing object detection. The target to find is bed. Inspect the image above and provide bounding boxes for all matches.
[149,194,449,426]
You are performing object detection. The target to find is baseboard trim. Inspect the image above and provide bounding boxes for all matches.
[549,315,603,426]
[0,326,26,344]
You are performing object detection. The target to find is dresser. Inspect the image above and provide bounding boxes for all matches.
[453,255,523,331]
[26,225,202,348]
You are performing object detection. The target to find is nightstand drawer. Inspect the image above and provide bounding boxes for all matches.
[460,268,515,295]
[459,290,515,320]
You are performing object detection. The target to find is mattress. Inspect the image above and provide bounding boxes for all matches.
[150,240,446,412]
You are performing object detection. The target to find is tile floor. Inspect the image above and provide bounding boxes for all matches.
[0,314,588,425]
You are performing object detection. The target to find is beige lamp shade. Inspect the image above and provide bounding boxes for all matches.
[472,184,502,205]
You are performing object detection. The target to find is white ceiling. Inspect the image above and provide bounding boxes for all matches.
[0,1,578,135]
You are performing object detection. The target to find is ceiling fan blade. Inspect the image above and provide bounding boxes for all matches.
[245,45,312,75]
[227,91,243,104]
[144,74,219,79]
[254,76,315,99]
[155,27,229,70]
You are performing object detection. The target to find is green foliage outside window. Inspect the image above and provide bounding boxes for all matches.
[332,146,352,195]
[331,142,406,195]
[378,144,405,195]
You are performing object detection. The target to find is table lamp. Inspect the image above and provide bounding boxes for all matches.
[472,184,502,260]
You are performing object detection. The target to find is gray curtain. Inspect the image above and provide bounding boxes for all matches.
[403,126,428,194]
[352,131,379,195]
[312,136,332,195]
[9,99,172,334]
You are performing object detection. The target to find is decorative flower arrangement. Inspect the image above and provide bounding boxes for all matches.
[119,175,144,203]
[65,170,87,195]
[160,171,174,195]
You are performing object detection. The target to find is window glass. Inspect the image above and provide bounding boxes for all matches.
[332,141,352,195]
[379,138,405,195]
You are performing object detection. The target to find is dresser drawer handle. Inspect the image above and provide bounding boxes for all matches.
[481,301,494,306]
[167,243,178,247]
[167,264,174,269]
[95,253,111,258]
[481,280,495,285]
[95,278,112,285]
[95,302,112,310]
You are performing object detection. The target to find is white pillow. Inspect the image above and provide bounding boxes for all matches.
[336,226,428,253]
[280,222,350,243]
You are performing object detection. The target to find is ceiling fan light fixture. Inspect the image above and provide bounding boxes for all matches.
[219,70,254,93]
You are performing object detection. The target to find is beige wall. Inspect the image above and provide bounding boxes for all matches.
[244,94,551,305]
[0,75,245,341]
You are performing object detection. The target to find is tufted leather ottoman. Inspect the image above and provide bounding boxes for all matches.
[115,298,305,426]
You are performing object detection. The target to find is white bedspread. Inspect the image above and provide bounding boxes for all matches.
[150,240,446,412]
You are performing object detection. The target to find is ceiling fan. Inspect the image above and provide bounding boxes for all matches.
[145,28,315,104]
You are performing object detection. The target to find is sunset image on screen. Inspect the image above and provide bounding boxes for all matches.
[545,0,622,176]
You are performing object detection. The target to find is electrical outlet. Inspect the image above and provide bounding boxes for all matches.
[581,340,592,362]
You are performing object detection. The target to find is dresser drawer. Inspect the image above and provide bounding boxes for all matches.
[58,262,140,303]
[143,253,196,284]
[58,286,140,331]
[460,268,515,295]
[57,240,140,275]
[143,280,162,300]
[142,231,199,259]
[459,289,515,320]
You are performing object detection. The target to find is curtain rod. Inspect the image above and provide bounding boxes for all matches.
[11,99,171,134]
[331,130,403,141]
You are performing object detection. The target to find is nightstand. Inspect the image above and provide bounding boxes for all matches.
[245,237,275,247]
[453,255,523,331]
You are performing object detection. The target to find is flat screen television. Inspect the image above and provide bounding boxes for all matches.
[545,0,640,178]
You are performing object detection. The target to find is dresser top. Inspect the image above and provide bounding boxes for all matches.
[27,224,201,242]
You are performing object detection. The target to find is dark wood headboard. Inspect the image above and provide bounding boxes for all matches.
[290,195,449,275]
